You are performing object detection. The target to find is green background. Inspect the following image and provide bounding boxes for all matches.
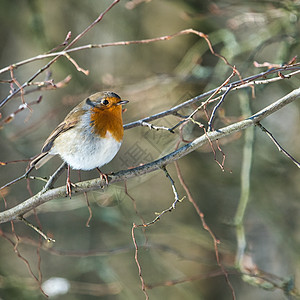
[0,1,300,299]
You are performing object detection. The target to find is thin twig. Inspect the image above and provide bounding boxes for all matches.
[0,29,230,77]
[146,269,238,289]
[137,166,184,227]
[0,228,48,297]
[201,125,226,171]
[124,65,300,131]
[47,31,72,53]
[41,162,67,192]
[0,231,185,258]
[32,209,44,288]
[162,166,180,209]
[84,193,93,228]
[132,224,149,300]
[19,216,55,242]
[76,170,93,227]
[64,53,89,75]
[9,66,26,104]
[0,96,42,128]
[208,84,234,131]
[256,122,300,168]
[140,121,174,133]
[26,75,72,94]
[169,73,235,133]
[0,166,34,191]
[174,160,236,300]
[124,181,147,226]
[0,88,299,224]
[130,167,183,299]
[0,0,120,109]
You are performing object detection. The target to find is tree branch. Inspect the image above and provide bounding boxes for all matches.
[1,88,299,224]
[0,0,120,109]
[123,64,300,130]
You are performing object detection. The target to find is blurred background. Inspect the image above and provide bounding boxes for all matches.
[0,0,300,299]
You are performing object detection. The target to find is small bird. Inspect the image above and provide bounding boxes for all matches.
[30,91,128,196]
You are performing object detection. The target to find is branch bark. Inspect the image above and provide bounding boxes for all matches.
[0,88,299,224]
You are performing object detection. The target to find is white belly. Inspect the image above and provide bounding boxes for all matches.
[50,129,122,171]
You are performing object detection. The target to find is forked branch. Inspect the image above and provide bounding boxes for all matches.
[0,87,299,224]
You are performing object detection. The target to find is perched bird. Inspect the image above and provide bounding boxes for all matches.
[30,91,128,196]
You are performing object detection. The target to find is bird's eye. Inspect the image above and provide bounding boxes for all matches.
[102,99,109,105]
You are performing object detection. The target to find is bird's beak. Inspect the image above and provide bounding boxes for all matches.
[117,100,129,105]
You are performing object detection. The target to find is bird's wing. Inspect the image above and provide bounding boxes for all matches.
[41,109,85,153]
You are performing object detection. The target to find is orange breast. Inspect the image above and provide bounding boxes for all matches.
[90,106,124,142]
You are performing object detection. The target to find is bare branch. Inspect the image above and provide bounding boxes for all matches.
[0,29,230,77]
[208,84,234,131]
[0,88,299,224]
[0,0,120,109]
[0,166,34,191]
[19,216,55,243]
[162,166,180,209]
[175,159,235,299]
[140,121,174,133]
[132,224,149,300]
[124,65,300,131]
[0,96,42,128]
[0,228,48,296]
[146,269,238,289]
[256,122,300,168]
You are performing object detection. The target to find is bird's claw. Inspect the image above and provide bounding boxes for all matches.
[66,178,76,198]
[96,168,109,186]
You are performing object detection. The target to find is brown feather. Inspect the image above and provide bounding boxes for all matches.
[41,109,85,153]
[30,91,128,170]
[30,152,54,169]
[30,104,85,169]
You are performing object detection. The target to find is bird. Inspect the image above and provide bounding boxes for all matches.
[30,91,128,196]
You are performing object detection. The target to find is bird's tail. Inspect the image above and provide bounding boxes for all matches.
[30,153,54,169]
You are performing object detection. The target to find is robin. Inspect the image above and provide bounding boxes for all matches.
[30,91,128,196]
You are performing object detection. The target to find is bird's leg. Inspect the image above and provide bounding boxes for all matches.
[66,164,75,198]
[96,168,109,185]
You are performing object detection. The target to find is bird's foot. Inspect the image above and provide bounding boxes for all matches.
[66,177,76,198]
[96,168,109,186]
